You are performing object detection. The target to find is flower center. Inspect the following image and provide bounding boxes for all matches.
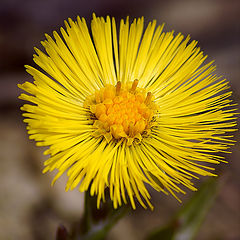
[84,80,158,145]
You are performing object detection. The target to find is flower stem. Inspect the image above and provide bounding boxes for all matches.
[73,190,129,240]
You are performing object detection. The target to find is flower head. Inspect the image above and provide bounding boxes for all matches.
[18,14,237,209]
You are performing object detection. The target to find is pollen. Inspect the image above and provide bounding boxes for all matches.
[85,80,158,145]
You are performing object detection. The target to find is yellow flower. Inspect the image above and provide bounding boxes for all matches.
[18,14,237,210]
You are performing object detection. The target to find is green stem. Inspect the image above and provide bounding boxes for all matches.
[82,189,93,234]
[72,190,129,240]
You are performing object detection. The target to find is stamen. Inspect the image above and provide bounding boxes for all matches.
[116,81,121,95]
[145,92,152,105]
[131,79,139,92]
[129,122,134,137]
[95,91,101,103]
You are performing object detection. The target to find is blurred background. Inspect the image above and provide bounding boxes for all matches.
[0,0,239,239]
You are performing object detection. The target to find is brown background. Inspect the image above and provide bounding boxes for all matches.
[0,0,240,239]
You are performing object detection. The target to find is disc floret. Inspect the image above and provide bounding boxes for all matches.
[85,80,158,145]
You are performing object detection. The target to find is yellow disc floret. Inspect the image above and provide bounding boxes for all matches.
[84,80,158,145]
